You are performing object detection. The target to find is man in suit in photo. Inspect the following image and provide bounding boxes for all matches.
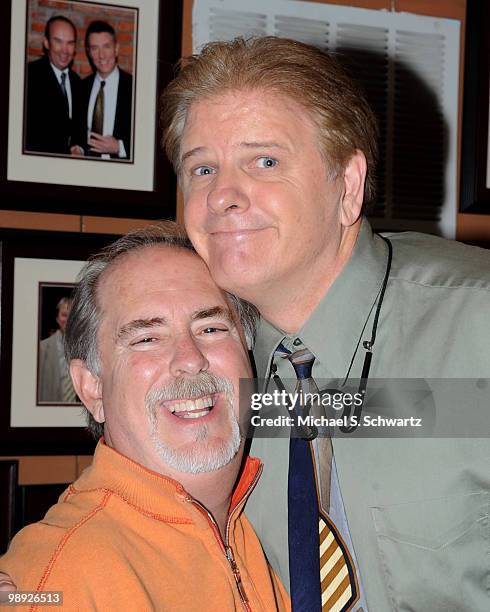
[75,20,133,160]
[25,15,82,155]
[38,296,76,403]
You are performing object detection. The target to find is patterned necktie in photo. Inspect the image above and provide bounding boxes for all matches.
[278,344,359,611]
[91,80,105,135]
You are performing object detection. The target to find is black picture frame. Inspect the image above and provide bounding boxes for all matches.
[0,0,182,219]
[0,228,116,455]
[460,0,490,213]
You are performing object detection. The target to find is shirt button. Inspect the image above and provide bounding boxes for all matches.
[293,338,301,346]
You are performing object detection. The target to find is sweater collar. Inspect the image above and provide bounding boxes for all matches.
[75,441,262,521]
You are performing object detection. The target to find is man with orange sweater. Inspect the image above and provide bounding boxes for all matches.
[0,225,289,611]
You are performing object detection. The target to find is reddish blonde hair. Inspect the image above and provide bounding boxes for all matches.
[160,36,378,203]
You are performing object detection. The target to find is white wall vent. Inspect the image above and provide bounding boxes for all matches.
[193,0,460,238]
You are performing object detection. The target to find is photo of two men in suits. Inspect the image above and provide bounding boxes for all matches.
[24,13,134,161]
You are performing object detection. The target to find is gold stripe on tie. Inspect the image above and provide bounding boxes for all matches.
[319,514,356,611]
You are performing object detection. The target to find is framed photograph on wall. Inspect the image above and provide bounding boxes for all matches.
[0,229,115,455]
[21,1,138,163]
[460,0,490,213]
[0,0,182,219]
[37,282,79,406]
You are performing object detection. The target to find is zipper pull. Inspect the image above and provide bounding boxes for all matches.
[225,546,250,607]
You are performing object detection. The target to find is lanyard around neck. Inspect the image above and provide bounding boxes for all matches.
[269,235,393,438]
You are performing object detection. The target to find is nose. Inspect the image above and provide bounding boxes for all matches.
[169,333,209,378]
[207,169,251,215]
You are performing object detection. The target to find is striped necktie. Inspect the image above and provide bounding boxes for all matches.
[278,344,359,611]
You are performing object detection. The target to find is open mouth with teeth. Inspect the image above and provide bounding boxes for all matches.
[164,394,216,419]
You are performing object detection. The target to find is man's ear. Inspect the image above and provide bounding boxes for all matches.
[339,149,367,228]
[70,359,105,424]
[42,37,49,52]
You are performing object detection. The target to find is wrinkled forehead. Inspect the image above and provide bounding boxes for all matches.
[98,245,230,310]
[180,88,322,160]
[95,245,249,351]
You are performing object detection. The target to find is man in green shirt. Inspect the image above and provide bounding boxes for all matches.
[161,36,490,611]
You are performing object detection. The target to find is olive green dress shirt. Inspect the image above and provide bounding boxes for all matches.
[247,218,490,611]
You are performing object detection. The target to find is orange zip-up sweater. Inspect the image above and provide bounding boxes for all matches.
[0,442,290,611]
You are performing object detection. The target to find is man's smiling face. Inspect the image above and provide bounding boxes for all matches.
[87,31,119,79]
[179,89,345,304]
[90,245,252,477]
[44,19,76,71]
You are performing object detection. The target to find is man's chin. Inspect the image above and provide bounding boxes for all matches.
[207,258,264,299]
[151,431,242,475]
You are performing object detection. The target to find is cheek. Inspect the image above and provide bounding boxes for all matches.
[208,343,252,380]
[184,200,209,253]
[127,352,167,383]
[183,198,199,231]
[252,181,299,216]
[107,353,166,400]
[266,190,304,233]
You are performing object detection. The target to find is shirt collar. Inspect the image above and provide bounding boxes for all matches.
[50,63,68,81]
[96,65,119,85]
[254,218,390,379]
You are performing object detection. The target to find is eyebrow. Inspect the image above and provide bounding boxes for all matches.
[239,141,285,150]
[180,141,287,165]
[115,307,234,342]
[116,317,167,342]
[181,146,205,165]
[191,306,234,325]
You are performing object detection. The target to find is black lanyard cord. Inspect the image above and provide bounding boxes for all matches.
[340,235,392,433]
[364,235,393,352]
[267,235,393,438]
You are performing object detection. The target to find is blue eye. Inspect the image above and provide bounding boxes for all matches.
[193,166,214,176]
[256,157,278,169]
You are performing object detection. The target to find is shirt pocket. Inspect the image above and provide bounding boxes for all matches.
[371,492,490,612]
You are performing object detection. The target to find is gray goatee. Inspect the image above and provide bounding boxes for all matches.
[145,373,241,474]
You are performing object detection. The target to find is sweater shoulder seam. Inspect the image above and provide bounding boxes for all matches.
[32,490,112,607]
